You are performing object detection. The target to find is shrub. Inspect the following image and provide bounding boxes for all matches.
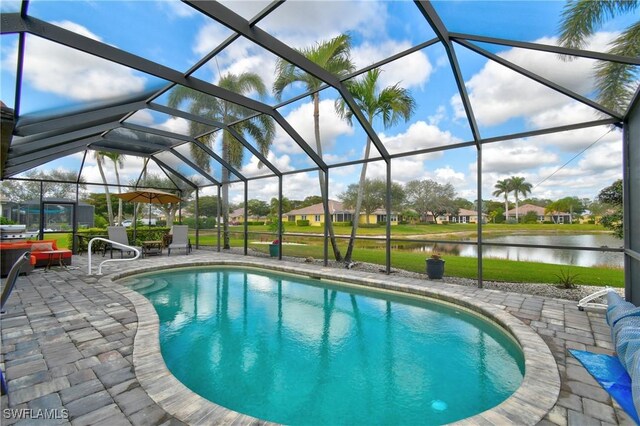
[183,217,217,229]
[0,217,16,225]
[296,220,310,226]
[554,267,580,289]
[333,221,352,227]
[522,211,538,224]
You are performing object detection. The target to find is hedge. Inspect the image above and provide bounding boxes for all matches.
[296,220,310,226]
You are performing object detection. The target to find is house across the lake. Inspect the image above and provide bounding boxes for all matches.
[284,200,399,226]
[437,208,487,224]
[229,207,268,225]
[505,204,571,223]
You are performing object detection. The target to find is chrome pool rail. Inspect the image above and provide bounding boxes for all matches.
[88,237,141,276]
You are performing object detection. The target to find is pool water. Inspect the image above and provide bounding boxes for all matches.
[121,267,524,425]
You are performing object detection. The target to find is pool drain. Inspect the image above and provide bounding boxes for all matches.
[430,400,448,411]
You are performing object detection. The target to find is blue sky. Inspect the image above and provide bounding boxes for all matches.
[1,0,637,204]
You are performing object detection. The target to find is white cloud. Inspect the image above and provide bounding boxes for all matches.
[127,110,155,126]
[157,0,199,18]
[482,141,559,174]
[273,99,354,157]
[452,33,617,127]
[352,42,433,89]
[479,135,622,201]
[232,171,323,203]
[428,106,447,126]
[240,150,293,177]
[193,23,235,57]
[256,1,388,48]
[219,1,271,21]
[576,139,622,173]
[528,121,620,153]
[379,120,461,155]
[434,166,466,186]
[158,116,190,135]
[7,21,147,102]
[81,153,148,187]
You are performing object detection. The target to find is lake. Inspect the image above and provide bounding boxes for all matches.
[393,234,623,268]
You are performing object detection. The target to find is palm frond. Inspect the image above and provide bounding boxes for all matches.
[339,69,416,130]
[594,21,640,113]
[558,0,638,49]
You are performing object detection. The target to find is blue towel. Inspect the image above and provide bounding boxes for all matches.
[569,349,639,424]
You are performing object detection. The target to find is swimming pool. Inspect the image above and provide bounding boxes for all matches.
[120,266,525,425]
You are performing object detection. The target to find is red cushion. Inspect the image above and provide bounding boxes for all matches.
[31,250,71,261]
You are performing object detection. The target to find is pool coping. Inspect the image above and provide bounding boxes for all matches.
[100,258,561,425]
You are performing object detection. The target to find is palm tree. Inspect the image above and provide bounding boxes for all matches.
[335,69,415,263]
[509,176,533,222]
[273,34,355,262]
[103,152,125,225]
[94,151,114,225]
[558,0,639,113]
[493,179,512,222]
[168,72,275,249]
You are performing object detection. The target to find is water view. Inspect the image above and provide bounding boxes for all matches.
[394,234,623,268]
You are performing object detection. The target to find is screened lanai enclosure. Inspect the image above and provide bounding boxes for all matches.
[1,1,639,301]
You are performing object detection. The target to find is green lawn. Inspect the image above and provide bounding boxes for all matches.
[220,222,608,237]
[45,225,623,287]
[195,235,623,287]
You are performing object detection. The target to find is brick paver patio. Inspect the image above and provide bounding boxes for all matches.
[0,250,634,425]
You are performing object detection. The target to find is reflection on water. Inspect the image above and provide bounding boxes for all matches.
[129,267,524,425]
[386,234,622,268]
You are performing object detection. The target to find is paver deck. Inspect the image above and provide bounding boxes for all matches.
[0,250,633,425]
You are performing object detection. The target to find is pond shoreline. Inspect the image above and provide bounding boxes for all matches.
[226,247,623,302]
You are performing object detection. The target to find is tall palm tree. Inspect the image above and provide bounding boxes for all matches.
[558,0,639,113]
[493,179,512,222]
[103,152,125,225]
[93,151,114,225]
[168,72,275,249]
[509,176,533,223]
[273,34,355,261]
[335,69,415,263]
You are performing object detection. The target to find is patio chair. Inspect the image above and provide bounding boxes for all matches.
[168,225,190,255]
[106,226,141,259]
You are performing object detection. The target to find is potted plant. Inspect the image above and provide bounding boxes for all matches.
[269,239,280,257]
[426,253,445,279]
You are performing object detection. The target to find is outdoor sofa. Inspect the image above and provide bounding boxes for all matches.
[0,240,71,276]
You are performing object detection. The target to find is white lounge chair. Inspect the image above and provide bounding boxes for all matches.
[168,225,190,255]
[106,226,141,258]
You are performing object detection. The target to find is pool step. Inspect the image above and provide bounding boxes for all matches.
[136,279,169,295]
[122,278,156,292]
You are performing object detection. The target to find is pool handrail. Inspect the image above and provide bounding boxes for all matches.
[88,237,141,276]
[577,287,614,311]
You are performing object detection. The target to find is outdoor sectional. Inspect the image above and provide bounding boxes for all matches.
[0,239,71,276]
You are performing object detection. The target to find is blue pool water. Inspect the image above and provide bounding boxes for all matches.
[121,267,524,425]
